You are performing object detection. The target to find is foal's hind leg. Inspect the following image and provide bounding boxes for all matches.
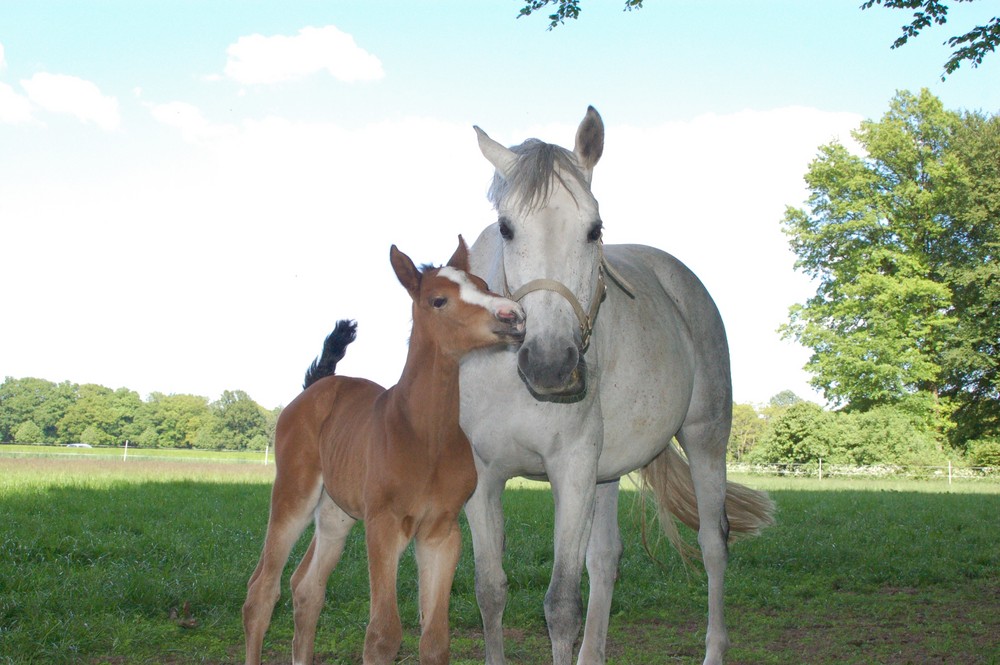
[243,471,324,665]
[290,490,356,665]
[677,422,731,665]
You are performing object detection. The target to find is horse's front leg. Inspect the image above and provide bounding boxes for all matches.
[414,517,463,665]
[464,469,509,665]
[546,451,599,665]
[577,480,622,665]
[363,515,409,665]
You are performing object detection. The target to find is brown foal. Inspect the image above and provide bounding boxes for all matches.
[242,238,525,665]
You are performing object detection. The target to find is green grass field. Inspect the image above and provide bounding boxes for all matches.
[1,454,997,664]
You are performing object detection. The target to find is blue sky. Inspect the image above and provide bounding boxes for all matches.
[2,1,998,410]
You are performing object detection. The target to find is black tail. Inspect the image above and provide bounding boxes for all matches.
[303,320,357,389]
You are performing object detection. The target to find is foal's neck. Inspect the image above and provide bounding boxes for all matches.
[392,328,463,447]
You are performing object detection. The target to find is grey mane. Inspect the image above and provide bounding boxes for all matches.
[487,139,590,213]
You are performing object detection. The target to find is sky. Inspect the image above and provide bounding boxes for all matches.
[2,1,998,411]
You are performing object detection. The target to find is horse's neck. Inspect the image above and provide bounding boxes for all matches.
[390,333,463,450]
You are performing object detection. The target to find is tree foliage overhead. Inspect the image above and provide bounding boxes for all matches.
[861,0,1000,77]
[782,89,999,444]
[517,0,997,76]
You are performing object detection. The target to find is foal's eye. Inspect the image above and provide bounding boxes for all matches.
[431,296,448,309]
[498,218,514,241]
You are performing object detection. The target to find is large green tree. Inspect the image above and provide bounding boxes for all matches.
[782,89,999,445]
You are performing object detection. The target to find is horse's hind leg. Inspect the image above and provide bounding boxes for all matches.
[577,480,623,665]
[676,422,730,665]
[243,470,324,665]
[290,490,356,665]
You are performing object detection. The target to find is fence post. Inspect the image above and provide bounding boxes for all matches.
[123,439,128,462]
[264,444,269,466]
[819,457,823,481]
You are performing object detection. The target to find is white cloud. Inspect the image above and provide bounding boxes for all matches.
[1,106,862,409]
[148,100,237,143]
[20,72,120,131]
[0,42,6,71]
[223,25,384,85]
[0,81,33,124]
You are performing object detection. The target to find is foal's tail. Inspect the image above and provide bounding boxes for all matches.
[303,320,358,389]
[638,443,775,566]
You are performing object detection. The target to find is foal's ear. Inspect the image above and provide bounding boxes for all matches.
[446,235,470,272]
[390,245,421,296]
[574,105,604,180]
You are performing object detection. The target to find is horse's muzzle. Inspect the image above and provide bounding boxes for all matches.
[516,340,587,401]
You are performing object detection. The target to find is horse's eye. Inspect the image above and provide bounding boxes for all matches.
[498,218,514,241]
[588,224,603,243]
[431,296,448,309]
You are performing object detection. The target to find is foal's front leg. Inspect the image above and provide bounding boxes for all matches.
[363,514,410,665]
[414,519,463,664]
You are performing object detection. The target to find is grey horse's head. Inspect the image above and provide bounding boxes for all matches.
[474,107,606,401]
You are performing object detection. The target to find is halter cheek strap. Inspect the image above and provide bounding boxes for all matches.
[507,269,607,352]
[502,242,635,353]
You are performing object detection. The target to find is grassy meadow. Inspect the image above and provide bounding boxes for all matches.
[0,452,997,664]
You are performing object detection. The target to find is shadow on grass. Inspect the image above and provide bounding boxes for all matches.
[1,473,997,664]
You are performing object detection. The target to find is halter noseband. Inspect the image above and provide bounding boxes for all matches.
[502,242,635,353]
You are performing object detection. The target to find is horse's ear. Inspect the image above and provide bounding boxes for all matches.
[475,126,517,179]
[390,244,421,297]
[574,105,604,180]
[447,235,470,272]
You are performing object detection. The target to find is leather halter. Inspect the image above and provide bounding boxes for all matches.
[502,242,635,352]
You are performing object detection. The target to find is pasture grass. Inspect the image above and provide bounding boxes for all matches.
[0,458,997,664]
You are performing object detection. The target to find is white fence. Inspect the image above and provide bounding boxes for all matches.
[730,460,998,482]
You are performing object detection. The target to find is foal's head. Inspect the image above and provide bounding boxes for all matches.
[390,237,525,358]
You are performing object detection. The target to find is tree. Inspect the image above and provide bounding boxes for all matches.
[57,384,142,446]
[861,0,1000,78]
[0,377,75,443]
[781,90,999,444]
[729,403,765,461]
[748,402,843,465]
[517,1,997,75]
[208,390,269,450]
[14,420,44,445]
[134,392,211,448]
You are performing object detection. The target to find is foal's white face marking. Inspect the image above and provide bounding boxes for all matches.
[438,266,514,313]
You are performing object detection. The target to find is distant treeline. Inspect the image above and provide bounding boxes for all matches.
[730,391,1000,469]
[0,376,278,451]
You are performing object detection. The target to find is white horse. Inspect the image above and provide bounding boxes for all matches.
[459,107,775,665]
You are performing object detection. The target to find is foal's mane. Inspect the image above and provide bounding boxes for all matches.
[487,139,590,213]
